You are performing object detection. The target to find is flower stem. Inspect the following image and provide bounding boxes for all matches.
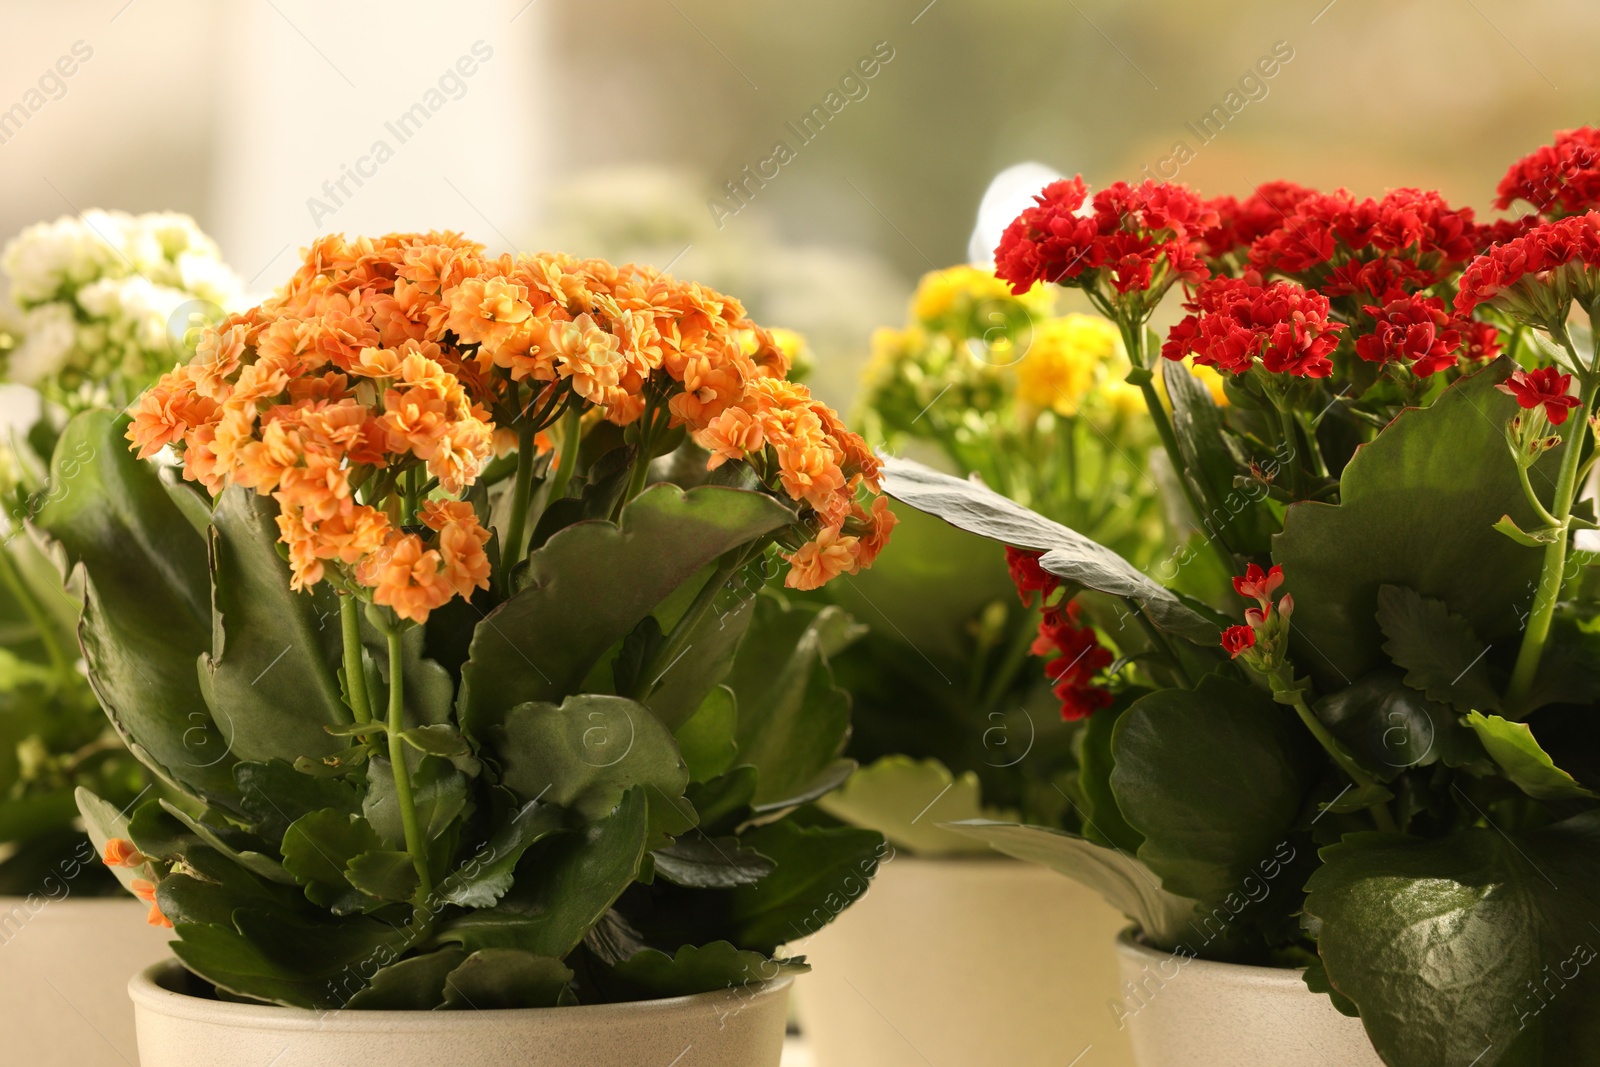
[385,629,433,900]
[544,406,582,510]
[1504,350,1598,711]
[1271,672,1398,833]
[338,594,370,725]
[498,421,539,595]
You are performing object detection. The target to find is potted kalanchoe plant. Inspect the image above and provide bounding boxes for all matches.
[881,130,1600,1067]
[48,231,894,1067]
[795,264,1200,1067]
[0,210,240,1067]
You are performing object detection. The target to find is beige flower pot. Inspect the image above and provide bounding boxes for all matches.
[790,855,1135,1067]
[1114,930,1383,1067]
[130,960,794,1067]
[0,894,172,1066]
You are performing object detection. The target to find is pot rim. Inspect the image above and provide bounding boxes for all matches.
[1115,927,1313,991]
[130,959,793,1031]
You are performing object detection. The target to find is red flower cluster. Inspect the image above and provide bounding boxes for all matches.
[993,176,1214,297]
[1496,127,1600,218]
[1498,367,1580,425]
[1455,211,1600,316]
[1032,600,1115,721]
[1200,181,1319,260]
[1161,273,1345,378]
[1355,294,1495,377]
[1004,546,1112,720]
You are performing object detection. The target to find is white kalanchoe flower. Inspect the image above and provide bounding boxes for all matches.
[0,210,243,411]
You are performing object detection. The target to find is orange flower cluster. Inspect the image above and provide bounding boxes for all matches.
[128,231,891,611]
[701,377,896,588]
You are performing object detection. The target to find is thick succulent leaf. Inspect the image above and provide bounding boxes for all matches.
[609,940,805,998]
[494,695,693,844]
[814,755,1008,856]
[1375,584,1501,714]
[726,593,860,806]
[1163,358,1272,555]
[1306,815,1600,1067]
[233,758,362,845]
[157,845,307,928]
[944,821,1198,947]
[1465,712,1598,800]
[651,834,775,888]
[457,484,794,739]
[674,684,738,783]
[363,755,468,850]
[158,799,290,884]
[639,559,763,731]
[439,787,647,960]
[200,487,347,765]
[879,455,1221,645]
[345,947,467,1010]
[280,807,384,914]
[435,801,565,909]
[1077,699,1145,854]
[684,765,759,836]
[34,411,232,801]
[1274,361,1544,690]
[1110,676,1317,904]
[440,949,574,1009]
[344,849,419,902]
[75,786,154,895]
[728,820,885,952]
[1315,669,1490,782]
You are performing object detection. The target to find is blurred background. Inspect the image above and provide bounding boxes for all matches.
[0,0,1594,409]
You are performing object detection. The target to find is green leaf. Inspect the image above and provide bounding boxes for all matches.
[75,786,153,894]
[457,484,795,740]
[1077,701,1145,854]
[1274,361,1545,690]
[1493,513,1560,547]
[439,787,647,960]
[493,695,693,844]
[434,801,565,909]
[609,941,805,998]
[1375,585,1501,714]
[234,758,362,845]
[344,849,420,902]
[1110,676,1316,904]
[684,765,759,836]
[944,821,1199,948]
[345,947,467,1010]
[651,835,775,888]
[815,755,1008,856]
[726,594,860,807]
[280,808,383,914]
[364,755,467,849]
[879,455,1222,645]
[178,908,407,1010]
[1306,815,1600,1067]
[1464,711,1598,800]
[642,563,764,731]
[1163,358,1273,555]
[399,723,480,775]
[1315,669,1489,781]
[728,820,885,953]
[156,845,307,928]
[34,411,232,802]
[158,799,291,884]
[199,487,347,765]
[674,684,738,782]
[440,949,573,1009]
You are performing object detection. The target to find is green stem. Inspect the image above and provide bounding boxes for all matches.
[1275,401,1307,500]
[0,542,68,683]
[1274,674,1398,833]
[499,421,539,595]
[339,595,370,725]
[544,406,582,509]
[977,606,1042,718]
[1515,460,1562,528]
[1505,337,1598,710]
[385,630,434,900]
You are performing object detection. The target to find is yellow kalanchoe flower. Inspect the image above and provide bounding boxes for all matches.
[1015,313,1123,416]
[910,264,1053,334]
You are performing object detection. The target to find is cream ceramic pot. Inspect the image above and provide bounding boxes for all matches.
[1114,930,1384,1067]
[0,894,171,1066]
[790,855,1135,1067]
[130,960,793,1067]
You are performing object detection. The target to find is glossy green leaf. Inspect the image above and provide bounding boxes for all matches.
[652,835,775,888]
[944,821,1199,947]
[674,684,738,783]
[1077,700,1145,854]
[233,758,362,845]
[1274,361,1544,689]
[1307,815,1600,1067]
[345,947,467,1010]
[609,941,805,998]
[1375,584,1501,713]
[879,455,1221,645]
[728,820,884,952]
[344,849,419,902]
[441,949,574,1009]
[1163,358,1272,555]
[1110,676,1316,904]
[457,484,794,739]
[1465,711,1598,800]
[280,808,383,914]
[363,755,467,848]
[815,755,1007,856]
[434,801,565,909]
[1315,669,1489,781]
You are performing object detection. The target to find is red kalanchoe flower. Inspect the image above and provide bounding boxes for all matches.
[1355,295,1472,377]
[1005,545,1059,605]
[1031,601,1114,721]
[1498,367,1581,425]
[1496,127,1600,218]
[1162,274,1344,378]
[1250,188,1478,285]
[993,176,1214,298]
[1232,563,1284,601]
[1200,181,1320,260]
[1455,212,1600,318]
[1221,624,1256,659]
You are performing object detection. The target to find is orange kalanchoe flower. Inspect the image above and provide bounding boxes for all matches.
[102,838,145,869]
[128,232,891,605]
